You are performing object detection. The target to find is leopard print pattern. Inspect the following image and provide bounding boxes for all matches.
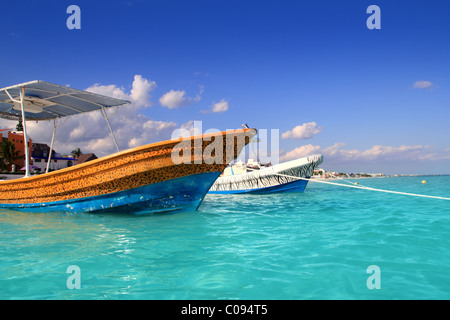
[0,129,255,204]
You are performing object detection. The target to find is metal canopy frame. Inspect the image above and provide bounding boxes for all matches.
[0,81,130,177]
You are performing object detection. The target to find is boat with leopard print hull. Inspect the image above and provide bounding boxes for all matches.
[0,81,256,213]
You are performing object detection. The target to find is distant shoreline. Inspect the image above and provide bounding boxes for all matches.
[387,174,450,177]
[312,173,450,181]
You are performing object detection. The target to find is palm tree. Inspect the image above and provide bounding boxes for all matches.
[16,118,23,132]
[0,140,21,171]
[71,147,82,158]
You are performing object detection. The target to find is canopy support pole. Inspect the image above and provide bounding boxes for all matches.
[19,86,31,178]
[45,118,58,174]
[101,106,120,153]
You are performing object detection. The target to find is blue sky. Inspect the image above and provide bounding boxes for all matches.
[1,0,449,174]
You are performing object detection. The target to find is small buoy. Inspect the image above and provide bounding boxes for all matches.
[422,180,427,184]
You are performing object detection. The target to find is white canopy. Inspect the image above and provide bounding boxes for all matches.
[0,80,130,121]
[0,80,130,177]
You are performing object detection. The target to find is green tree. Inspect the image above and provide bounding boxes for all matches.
[71,147,82,158]
[0,140,21,171]
[16,118,23,132]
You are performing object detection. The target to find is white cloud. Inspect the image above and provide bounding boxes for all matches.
[130,75,157,108]
[281,142,435,162]
[281,122,322,140]
[159,90,190,109]
[127,119,177,148]
[85,84,129,101]
[357,144,426,160]
[211,99,229,113]
[322,142,346,157]
[280,144,321,161]
[86,74,156,110]
[159,85,203,109]
[199,98,229,114]
[333,143,430,161]
[170,120,204,139]
[195,85,204,101]
[413,80,433,89]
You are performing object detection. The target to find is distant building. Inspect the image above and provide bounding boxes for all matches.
[31,143,77,172]
[1,128,99,173]
[313,168,326,176]
[0,129,32,170]
[32,143,55,159]
[76,153,98,164]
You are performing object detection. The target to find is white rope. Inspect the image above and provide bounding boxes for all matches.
[275,173,450,201]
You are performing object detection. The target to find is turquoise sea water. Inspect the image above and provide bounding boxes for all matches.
[1,175,449,300]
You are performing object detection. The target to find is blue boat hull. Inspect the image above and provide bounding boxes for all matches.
[208,177,309,195]
[0,171,221,214]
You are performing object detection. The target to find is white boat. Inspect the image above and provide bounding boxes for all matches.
[208,154,323,194]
